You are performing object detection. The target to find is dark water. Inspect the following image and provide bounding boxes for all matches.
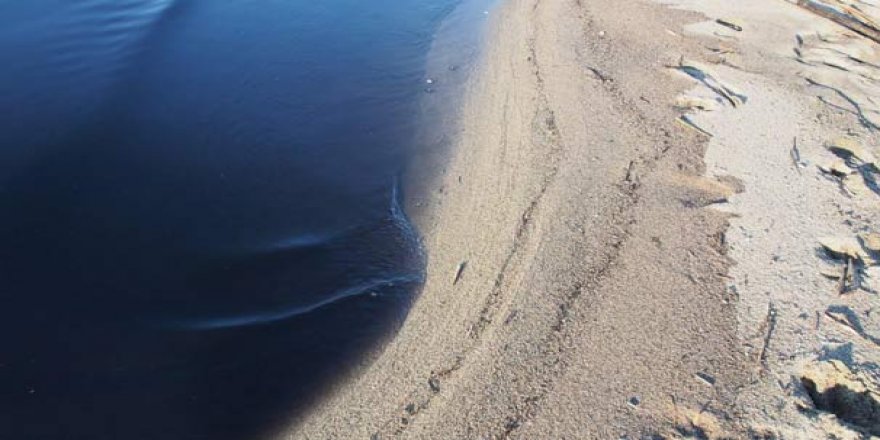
[0,1,488,439]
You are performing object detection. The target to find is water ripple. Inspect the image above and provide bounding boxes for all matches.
[45,0,180,77]
[166,274,422,331]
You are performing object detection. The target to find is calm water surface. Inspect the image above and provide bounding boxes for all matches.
[0,0,488,438]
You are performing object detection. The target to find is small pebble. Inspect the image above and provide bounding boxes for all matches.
[428,377,441,393]
[627,396,640,408]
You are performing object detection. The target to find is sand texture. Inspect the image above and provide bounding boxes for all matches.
[279,0,880,438]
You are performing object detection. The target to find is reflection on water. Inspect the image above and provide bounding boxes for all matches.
[0,0,485,438]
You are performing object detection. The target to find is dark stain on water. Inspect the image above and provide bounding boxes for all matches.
[0,0,484,438]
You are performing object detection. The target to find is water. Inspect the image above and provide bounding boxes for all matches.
[0,1,490,438]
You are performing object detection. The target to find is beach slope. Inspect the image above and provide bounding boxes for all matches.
[283,0,880,438]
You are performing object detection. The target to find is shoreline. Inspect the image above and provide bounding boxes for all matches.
[285,0,746,436]
[403,0,497,234]
[282,0,880,438]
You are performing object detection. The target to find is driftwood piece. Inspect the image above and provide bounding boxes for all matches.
[796,0,880,45]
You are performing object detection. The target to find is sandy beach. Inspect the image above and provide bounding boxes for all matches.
[281,0,880,438]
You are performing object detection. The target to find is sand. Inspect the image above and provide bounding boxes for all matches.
[278,0,880,438]
[659,0,880,437]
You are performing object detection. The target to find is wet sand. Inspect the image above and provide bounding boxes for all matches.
[281,0,880,438]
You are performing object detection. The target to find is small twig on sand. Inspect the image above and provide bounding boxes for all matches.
[670,394,680,425]
[824,307,880,347]
[790,137,802,174]
[453,261,467,285]
[677,115,714,138]
[847,256,857,291]
[825,310,854,332]
[716,18,743,32]
[586,66,611,82]
[624,160,636,183]
[759,302,778,372]
[838,256,850,295]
